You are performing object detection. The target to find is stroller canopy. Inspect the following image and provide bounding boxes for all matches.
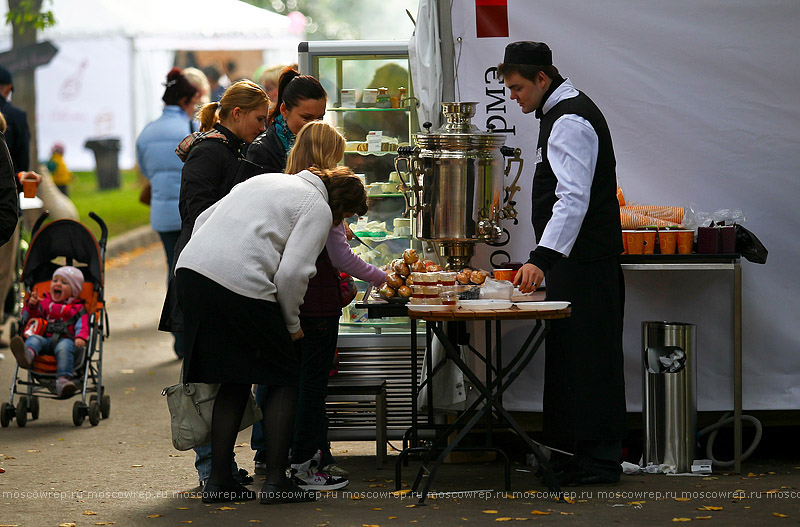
[21,219,103,289]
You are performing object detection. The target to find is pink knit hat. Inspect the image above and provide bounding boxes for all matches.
[52,266,84,298]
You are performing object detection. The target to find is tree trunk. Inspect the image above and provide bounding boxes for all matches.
[7,0,42,169]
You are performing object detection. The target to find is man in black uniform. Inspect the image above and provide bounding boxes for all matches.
[499,41,626,485]
[0,66,31,173]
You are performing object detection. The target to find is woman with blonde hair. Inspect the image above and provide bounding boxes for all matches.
[250,121,386,491]
[160,79,269,490]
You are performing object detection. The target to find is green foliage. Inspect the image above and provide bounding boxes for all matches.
[68,169,150,241]
[5,0,55,33]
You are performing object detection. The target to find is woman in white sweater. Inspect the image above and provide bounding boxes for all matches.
[174,166,367,504]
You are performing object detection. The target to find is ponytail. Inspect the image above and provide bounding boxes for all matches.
[196,101,222,132]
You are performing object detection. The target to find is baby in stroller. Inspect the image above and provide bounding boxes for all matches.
[10,265,88,398]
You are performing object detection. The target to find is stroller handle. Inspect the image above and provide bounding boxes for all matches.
[89,212,108,248]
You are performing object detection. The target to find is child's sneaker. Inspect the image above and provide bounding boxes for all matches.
[290,467,349,491]
[9,336,34,370]
[56,376,77,399]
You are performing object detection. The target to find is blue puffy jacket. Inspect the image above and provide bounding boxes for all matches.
[136,106,193,232]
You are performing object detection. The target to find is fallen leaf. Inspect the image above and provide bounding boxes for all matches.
[672,519,692,522]
[628,501,646,505]
[94,523,116,526]
[504,493,517,499]
[363,524,380,527]
[773,513,789,518]
[674,497,692,501]
[217,506,236,510]
[391,490,410,496]
[695,516,712,520]
[531,510,551,515]
[83,510,98,515]
[371,507,382,510]
[483,510,499,514]
[169,454,182,458]
[768,471,776,474]
[559,512,574,515]
[388,517,397,520]
[405,504,416,508]
[495,519,512,522]
[176,507,189,510]
[697,506,723,511]
[146,514,162,518]
[249,521,261,524]
[746,472,756,477]
[26,450,40,453]
[514,519,530,522]
[350,495,363,500]
[369,484,384,488]
[58,524,76,527]
[131,464,143,468]
[562,496,575,504]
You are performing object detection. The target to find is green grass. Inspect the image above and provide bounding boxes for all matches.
[68,169,151,241]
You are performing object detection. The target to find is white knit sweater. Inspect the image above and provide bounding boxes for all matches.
[175,170,332,333]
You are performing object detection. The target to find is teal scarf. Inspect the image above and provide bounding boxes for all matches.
[274,114,295,154]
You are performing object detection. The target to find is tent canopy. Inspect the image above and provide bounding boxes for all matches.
[0,0,299,170]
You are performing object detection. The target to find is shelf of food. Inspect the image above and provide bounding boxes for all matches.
[330,107,410,112]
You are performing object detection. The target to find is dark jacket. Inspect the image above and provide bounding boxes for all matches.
[0,132,19,245]
[245,125,286,177]
[300,248,343,318]
[0,95,30,172]
[159,123,248,333]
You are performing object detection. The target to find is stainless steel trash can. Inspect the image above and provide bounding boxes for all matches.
[642,321,696,473]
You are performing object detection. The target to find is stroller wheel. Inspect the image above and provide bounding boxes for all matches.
[72,401,86,426]
[88,402,101,426]
[0,402,11,427]
[30,396,40,420]
[100,394,111,419]
[16,397,28,427]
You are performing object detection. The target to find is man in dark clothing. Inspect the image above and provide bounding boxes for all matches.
[0,66,31,173]
[499,41,626,485]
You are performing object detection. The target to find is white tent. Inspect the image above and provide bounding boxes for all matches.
[0,0,300,170]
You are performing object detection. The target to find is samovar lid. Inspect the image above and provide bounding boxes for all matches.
[414,101,506,150]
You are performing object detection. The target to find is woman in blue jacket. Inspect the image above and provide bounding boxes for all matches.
[136,68,200,358]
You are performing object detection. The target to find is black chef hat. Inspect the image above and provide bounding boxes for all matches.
[503,41,552,66]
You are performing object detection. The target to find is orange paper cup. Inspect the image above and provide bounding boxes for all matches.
[22,179,37,198]
[625,230,645,255]
[659,231,677,255]
[493,269,515,282]
[676,230,694,255]
[642,230,657,255]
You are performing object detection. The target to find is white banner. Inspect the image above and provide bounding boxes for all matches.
[449,0,800,411]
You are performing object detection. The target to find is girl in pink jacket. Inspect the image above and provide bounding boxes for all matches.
[10,266,89,398]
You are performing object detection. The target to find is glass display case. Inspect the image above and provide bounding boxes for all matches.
[299,40,421,335]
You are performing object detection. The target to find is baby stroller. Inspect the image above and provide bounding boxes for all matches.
[0,211,110,427]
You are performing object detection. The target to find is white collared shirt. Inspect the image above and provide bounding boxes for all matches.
[537,78,599,257]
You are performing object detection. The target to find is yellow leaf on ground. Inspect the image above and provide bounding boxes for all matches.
[674,497,692,501]
[217,506,236,510]
[176,507,189,510]
[628,501,646,505]
[495,519,512,522]
[531,510,551,515]
[350,495,363,500]
[391,490,410,496]
[145,514,162,518]
[369,484,384,488]
[388,517,397,520]
[695,516,712,520]
[58,524,76,527]
[514,519,531,521]
[672,518,692,522]
[94,523,116,526]
[82,511,98,515]
[26,450,40,453]
[363,524,380,527]
[559,512,574,515]
[697,506,723,511]
[405,504,416,508]
[773,513,789,518]
[747,472,757,477]
[131,464,143,468]
[483,510,499,514]
[371,507,382,510]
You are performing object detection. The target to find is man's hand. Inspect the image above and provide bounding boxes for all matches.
[18,171,43,184]
[513,263,544,294]
[290,329,304,341]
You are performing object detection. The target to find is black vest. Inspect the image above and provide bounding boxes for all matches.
[532,91,623,261]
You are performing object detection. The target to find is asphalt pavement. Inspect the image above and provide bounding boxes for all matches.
[1,238,800,526]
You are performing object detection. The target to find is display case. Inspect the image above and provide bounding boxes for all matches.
[299,40,421,335]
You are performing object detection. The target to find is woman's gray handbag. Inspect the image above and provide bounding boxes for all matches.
[162,383,262,451]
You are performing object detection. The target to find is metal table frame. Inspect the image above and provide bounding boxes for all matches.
[399,307,571,504]
[621,255,742,473]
